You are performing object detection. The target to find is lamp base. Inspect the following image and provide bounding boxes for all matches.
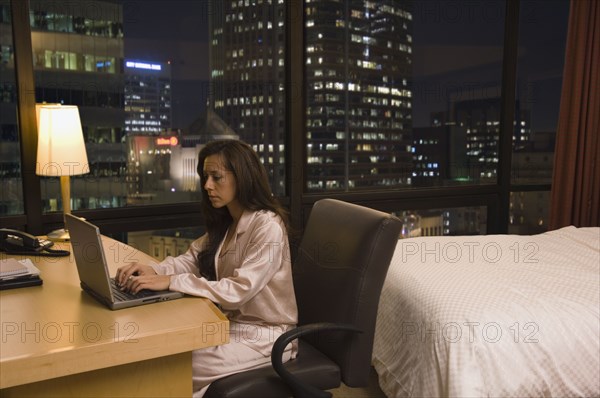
[46,228,70,242]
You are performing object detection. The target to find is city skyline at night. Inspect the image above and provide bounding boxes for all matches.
[0,0,568,235]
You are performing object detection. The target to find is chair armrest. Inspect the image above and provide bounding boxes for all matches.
[271,322,362,398]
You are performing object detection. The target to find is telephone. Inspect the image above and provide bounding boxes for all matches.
[0,229,70,257]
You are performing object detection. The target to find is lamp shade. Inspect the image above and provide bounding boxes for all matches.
[35,102,61,132]
[36,105,89,177]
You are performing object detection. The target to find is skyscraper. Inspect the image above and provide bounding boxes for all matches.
[208,0,413,193]
[208,0,286,195]
[124,59,172,135]
[2,0,127,211]
[304,0,413,190]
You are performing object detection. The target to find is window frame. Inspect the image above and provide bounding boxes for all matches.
[2,0,553,237]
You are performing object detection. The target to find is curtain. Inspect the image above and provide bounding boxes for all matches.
[549,0,600,229]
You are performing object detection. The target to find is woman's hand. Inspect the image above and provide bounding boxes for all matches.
[115,263,171,294]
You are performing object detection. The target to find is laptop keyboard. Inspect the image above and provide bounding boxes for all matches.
[110,279,155,301]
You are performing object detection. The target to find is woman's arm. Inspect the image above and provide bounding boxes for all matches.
[169,219,288,308]
[115,234,207,293]
[151,234,207,276]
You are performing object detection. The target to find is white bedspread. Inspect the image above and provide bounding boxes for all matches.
[373,226,600,397]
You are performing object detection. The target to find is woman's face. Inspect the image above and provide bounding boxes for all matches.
[203,153,239,210]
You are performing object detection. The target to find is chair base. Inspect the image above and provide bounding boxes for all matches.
[205,340,341,398]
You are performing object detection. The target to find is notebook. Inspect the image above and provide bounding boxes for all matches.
[0,258,43,290]
[65,214,183,310]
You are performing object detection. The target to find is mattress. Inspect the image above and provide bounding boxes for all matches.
[372,226,600,397]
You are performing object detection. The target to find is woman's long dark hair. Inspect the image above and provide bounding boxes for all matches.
[196,140,289,280]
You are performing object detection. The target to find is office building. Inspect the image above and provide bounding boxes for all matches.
[411,126,448,185]
[304,0,413,191]
[2,0,128,211]
[123,58,175,202]
[208,0,287,194]
[412,96,531,184]
[124,59,172,135]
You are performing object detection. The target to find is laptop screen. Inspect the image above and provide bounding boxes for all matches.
[65,214,115,302]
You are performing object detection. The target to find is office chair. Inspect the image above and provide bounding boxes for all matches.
[205,198,402,398]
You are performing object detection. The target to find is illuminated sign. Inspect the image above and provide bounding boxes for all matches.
[155,137,179,146]
[125,61,162,71]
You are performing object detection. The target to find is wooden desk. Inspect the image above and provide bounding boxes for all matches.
[0,237,229,397]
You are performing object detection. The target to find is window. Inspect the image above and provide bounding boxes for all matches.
[512,0,569,184]
[1,1,570,243]
[0,0,22,216]
[305,0,506,192]
[508,0,568,233]
[512,0,568,186]
[29,0,286,216]
[509,191,549,234]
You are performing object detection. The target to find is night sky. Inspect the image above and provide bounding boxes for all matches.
[121,0,210,130]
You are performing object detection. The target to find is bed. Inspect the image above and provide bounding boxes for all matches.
[372,226,600,397]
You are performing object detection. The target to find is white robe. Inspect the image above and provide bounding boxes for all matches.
[151,209,298,396]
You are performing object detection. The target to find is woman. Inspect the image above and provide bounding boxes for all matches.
[115,140,298,397]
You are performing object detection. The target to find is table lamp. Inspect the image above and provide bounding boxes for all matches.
[36,105,89,241]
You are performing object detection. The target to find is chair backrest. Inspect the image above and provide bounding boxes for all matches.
[293,198,401,386]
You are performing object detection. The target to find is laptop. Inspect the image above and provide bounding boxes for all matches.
[65,214,184,310]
